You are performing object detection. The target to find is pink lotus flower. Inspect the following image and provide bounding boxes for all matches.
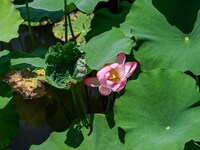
[84,53,137,96]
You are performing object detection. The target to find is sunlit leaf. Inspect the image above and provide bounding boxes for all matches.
[0,0,23,42]
[80,27,134,70]
[114,69,200,150]
[120,0,200,75]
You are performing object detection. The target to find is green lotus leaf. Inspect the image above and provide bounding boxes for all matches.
[67,0,108,14]
[52,12,93,45]
[86,1,131,41]
[0,0,23,42]
[45,42,82,89]
[120,0,200,75]
[0,101,19,149]
[152,0,200,34]
[30,114,124,150]
[11,47,47,70]
[114,69,200,150]
[80,27,134,70]
[15,0,64,23]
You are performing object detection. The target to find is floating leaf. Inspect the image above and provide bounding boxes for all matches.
[67,0,109,14]
[30,114,124,150]
[52,12,93,45]
[80,27,134,70]
[0,101,19,149]
[114,69,200,150]
[0,0,23,42]
[45,42,82,89]
[120,0,200,75]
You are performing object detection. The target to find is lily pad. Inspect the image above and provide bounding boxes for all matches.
[52,11,93,45]
[80,27,134,70]
[114,69,200,150]
[30,114,124,150]
[0,0,23,42]
[120,0,200,75]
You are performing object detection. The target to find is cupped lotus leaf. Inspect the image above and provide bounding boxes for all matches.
[80,27,134,70]
[114,69,200,150]
[0,0,23,42]
[120,0,200,75]
[0,101,19,149]
[0,81,12,109]
[45,42,82,89]
[67,0,108,14]
[30,114,124,150]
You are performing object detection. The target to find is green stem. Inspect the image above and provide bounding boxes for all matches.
[105,96,111,113]
[25,0,35,47]
[70,87,77,117]
[18,37,25,52]
[64,0,68,42]
[67,14,77,44]
[196,75,199,87]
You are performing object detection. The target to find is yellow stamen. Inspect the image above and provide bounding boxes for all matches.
[108,69,120,82]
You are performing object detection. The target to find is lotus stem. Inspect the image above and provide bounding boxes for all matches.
[64,0,68,42]
[25,0,35,47]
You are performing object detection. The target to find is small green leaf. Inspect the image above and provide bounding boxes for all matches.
[80,27,134,70]
[30,114,124,150]
[0,0,23,42]
[45,42,82,89]
[114,69,200,150]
